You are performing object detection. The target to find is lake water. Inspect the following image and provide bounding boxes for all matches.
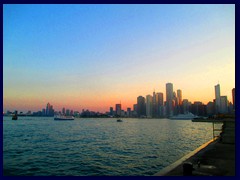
[3,117,215,176]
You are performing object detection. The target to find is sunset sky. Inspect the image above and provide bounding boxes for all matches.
[3,4,235,113]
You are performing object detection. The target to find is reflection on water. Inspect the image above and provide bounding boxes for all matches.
[3,117,213,176]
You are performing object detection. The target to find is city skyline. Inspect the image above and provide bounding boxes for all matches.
[3,4,235,113]
[4,82,234,114]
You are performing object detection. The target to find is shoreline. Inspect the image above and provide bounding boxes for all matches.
[154,138,218,176]
[154,120,235,176]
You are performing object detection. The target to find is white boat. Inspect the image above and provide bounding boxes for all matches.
[170,113,198,120]
[54,115,74,120]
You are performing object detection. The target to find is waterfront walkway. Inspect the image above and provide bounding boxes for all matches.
[154,120,235,176]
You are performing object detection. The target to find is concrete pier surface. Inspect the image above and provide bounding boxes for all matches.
[154,120,235,176]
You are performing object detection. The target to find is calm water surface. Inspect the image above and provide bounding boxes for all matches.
[3,117,215,176]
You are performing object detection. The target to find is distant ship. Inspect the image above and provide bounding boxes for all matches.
[12,114,18,120]
[54,115,74,120]
[12,111,18,120]
[169,113,198,120]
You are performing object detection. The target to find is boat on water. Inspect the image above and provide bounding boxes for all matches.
[12,111,18,120]
[169,113,198,120]
[12,114,18,120]
[116,119,123,122]
[54,115,74,120]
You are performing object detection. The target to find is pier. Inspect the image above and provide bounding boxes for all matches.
[154,118,235,176]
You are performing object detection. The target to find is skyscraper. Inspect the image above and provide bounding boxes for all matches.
[127,108,131,117]
[182,99,189,114]
[177,89,182,105]
[109,107,113,116]
[115,104,121,116]
[173,91,178,115]
[206,102,214,116]
[46,103,54,116]
[166,83,173,116]
[133,104,137,112]
[232,88,235,110]
[146,95,153,118]
[137,96,146,117]
[62,107,65,115]
[156,92,164,117]
[215,84,221,113]
[220,96,228,114]
[152,91,157,117]
[46,102,51,116]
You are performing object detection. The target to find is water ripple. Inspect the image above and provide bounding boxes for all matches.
[3,117,213,176]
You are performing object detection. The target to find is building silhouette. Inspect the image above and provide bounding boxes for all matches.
[137,96,146,117]
[220,96,228,114]
[146,95,153,118]
[232,88,235,110]
[152,91,157,118]
[166,83,173,116]
[109,107,114,116]
[115,104,121,116]
[46,102,54,116]
[177,89,182,105]
[215,84,221,113]
[206,101,215,116]
[156,92,164,117]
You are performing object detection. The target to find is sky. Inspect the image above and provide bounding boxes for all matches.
[3,4,235,113]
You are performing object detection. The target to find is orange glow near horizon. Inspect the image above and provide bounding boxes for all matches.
[4,80,234,113]
[3,5,235,113]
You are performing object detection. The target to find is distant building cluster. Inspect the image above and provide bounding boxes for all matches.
[110,83,235,118]
[4,83,235,118]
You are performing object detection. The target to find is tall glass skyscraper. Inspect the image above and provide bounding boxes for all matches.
[156,92,164,117]
[146,95,153,118]
[115,104,121,116]
[177,89,182,105]
[137,96,146,117]
[166,83,173,116]
[215,84,221,113]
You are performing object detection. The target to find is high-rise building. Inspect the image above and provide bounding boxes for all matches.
[62,107,65,115]
[215,84,221,113]
[109,107,114,116]
[121,110,125,117]
[46,103,54,116]
[190,101,206,116]
[182,99,189,114]
[127,108,131,117]
[173,91,179,115]
[46,103,51,116]
[156,92,164,117]
[206,102,215,116]
[137,96,146,117]
[232,88,235,110]
[146,95,153,118]
[115,104,121,116]
[152,91,157,117]
[220,96,228,114]
[133,104,137,112]
[166,83,173,116]
[177,89,182,105]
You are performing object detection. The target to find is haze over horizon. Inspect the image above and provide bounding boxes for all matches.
[3,4,235,113]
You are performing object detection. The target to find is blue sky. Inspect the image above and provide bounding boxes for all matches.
[3,4,235,112]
